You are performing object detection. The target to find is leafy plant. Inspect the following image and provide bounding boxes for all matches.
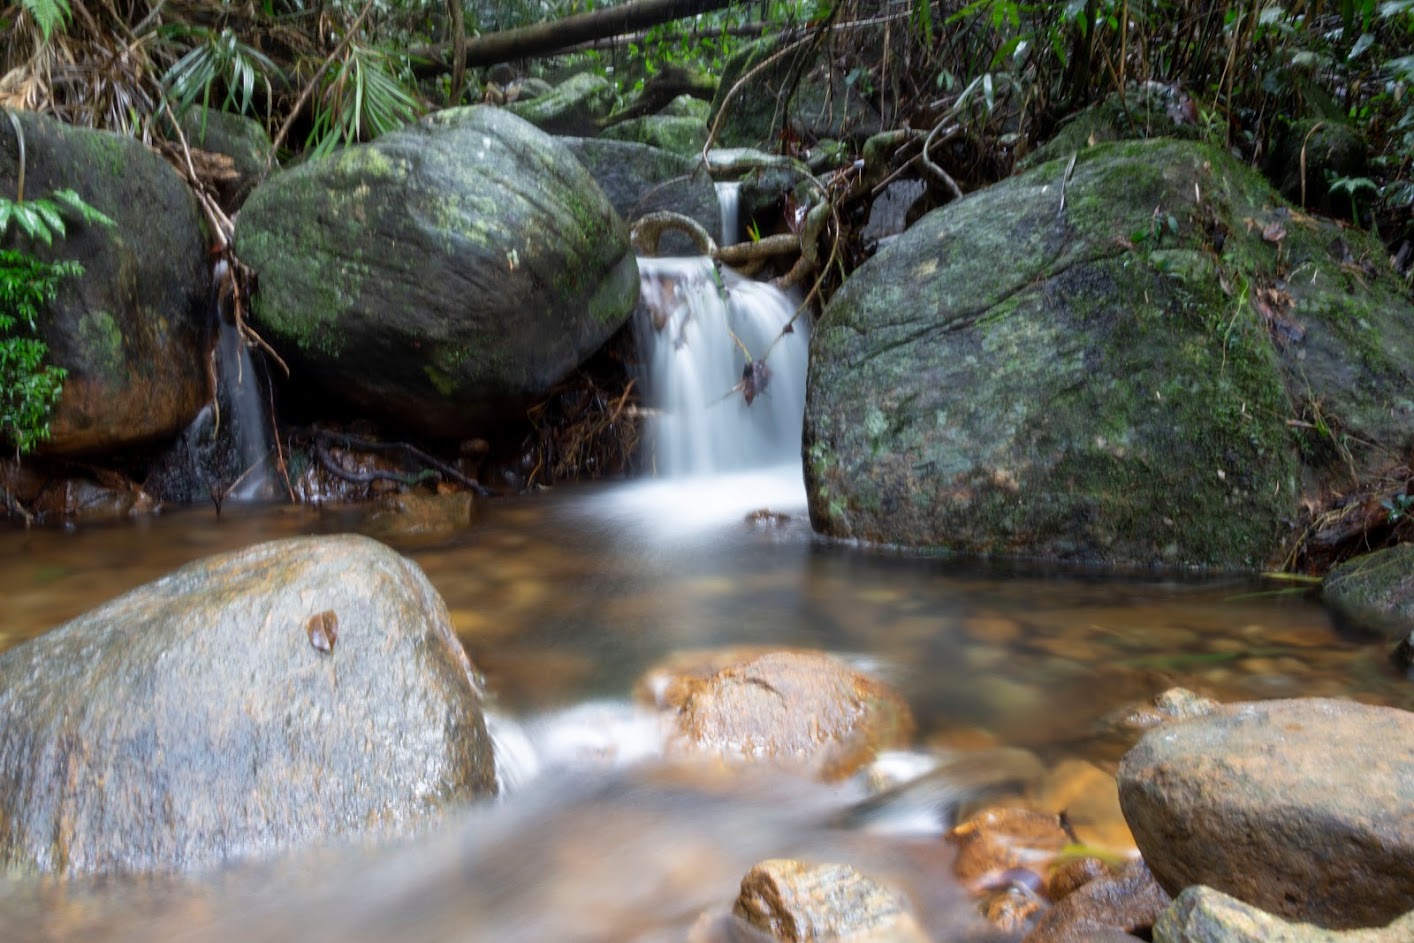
[306,43,422,157]
[0,250,78,455]
[0,188,115,246]
[161,26,278,120]
[17,0,71,42]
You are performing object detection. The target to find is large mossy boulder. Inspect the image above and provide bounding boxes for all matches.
[0,111,209,455]
[805,138,1414,568]
[503,72,615,136]
[172,105,275,209]
[0,535,496,875]
[236,107,638,436]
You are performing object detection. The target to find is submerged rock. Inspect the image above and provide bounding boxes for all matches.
[1155,886,1414,943]
[804,138,1414,568]
[1022,860,1171,943]
[0,111,209,456]
[1117,697,1414,928]
[0,535,496,875]
[732,858,930,943]
[237,106,638,437]
[662,649,915,780]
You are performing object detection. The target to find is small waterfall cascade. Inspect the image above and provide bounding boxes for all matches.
[714,181,742,245]
[632,257,809,478]
[159,265,277,504]
[213,316,275,501]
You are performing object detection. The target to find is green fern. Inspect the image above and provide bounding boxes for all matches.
[20,0,72,42]
[0,251,78,455]
[0,190,116,247]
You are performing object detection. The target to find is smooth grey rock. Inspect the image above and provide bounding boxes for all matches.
[0,535,496,875]
[1155,886,1414,942]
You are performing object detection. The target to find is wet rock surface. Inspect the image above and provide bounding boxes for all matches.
[0,535,496,875]
[0,111,209,456]
[1323,543,1414,640]
[236,106,637,437]
[1155,886,1414,943]
[732,858,930,943]
[666,649,916,780]
[1022,860,1171,943]
[561,137,721,254]
[1118,697,1414,929]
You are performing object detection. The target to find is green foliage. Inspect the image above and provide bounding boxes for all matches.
[19,0,71,41]
[0,188,112,456]
[161,26,277,120]
[0,251,76,455]
[307,43,422,157]
[0,189,115,247]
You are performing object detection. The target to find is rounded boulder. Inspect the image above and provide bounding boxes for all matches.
[0,534,496,875]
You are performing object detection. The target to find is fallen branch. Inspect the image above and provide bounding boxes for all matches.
[631,210,718,257]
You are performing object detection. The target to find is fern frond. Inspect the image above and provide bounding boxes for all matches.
[21,0,72,42]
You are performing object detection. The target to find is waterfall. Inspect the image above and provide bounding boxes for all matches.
[214,317,275,501]
[632,257,809,478]
[714,181,741,246]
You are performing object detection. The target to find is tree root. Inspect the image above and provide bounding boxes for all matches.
[311,430,494,496]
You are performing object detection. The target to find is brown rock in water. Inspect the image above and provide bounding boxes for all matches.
[363,491,476,545]
[634,645,784,710]
[1155,885,1414,943]
[0,535,497,875]
[1117,697,1414,929]
[1022,859,1171,943]
[733,858,930,943]
[670,650,915,781]
[1046,856,1115,903]
[948,807,1069,888]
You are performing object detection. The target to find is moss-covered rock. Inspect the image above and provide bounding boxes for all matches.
[708,34,882,150]
[503,72,615,136]
[0,112,209,456]
[171,105,275,209]
[600,115,708,156]
[1322,543,1414,640]
[561,137,720,253]
[1264,119,1368,219]
[236,106,638,436]
[1025,84,1201,169]
[804,138,1414,569]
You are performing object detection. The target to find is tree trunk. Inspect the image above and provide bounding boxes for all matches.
[411,0,740,76]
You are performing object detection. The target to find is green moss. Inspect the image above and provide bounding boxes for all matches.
[77,310,125,382]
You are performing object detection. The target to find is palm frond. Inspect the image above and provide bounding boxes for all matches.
[307,43,421,157]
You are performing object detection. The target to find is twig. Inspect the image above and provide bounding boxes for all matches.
[1059,151,1078,216]
[268,0,378,163]
[6,109,26,202]
[920,119,963,201]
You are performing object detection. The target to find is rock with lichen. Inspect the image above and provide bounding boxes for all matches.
[236,106,638,437]
[804,138,1414,568]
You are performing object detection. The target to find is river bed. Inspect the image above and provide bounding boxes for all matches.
[1,470,1410,940]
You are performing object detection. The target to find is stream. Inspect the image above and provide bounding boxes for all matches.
[1,470,1410,941]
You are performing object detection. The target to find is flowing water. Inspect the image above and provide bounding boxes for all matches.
[1,262,1411,940]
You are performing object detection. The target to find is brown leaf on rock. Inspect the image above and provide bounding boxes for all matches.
[306,610,338,654]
